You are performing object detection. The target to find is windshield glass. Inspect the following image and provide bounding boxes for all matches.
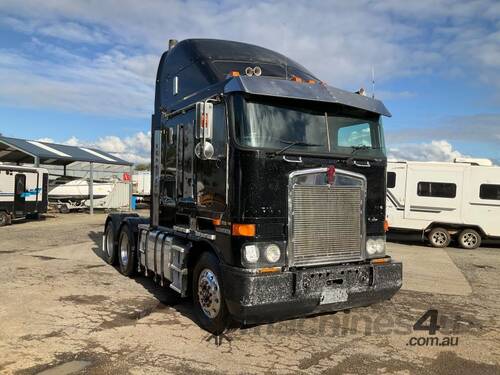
[233,96,385,157]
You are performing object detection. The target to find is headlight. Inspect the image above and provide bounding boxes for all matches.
[264,244,281,263]
[243,244,259,263]
[366,237,386,257]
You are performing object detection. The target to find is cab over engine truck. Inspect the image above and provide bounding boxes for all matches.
[103,39,402,334]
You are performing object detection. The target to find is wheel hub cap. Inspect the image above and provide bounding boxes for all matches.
[198,269,221,319]
[120,234,129,266]
[105,229,114,257]
[432,232,447,245]
[463,233,477,247]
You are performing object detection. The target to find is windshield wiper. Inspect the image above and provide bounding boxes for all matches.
[270,140,323,157]
[350,145,374,155]
[346,145,381,166]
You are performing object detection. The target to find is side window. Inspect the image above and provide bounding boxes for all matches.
[479,184,500,200]
[417,182,456,198]
[211,104,226,156]
[337,123,372,148]
[387,172,396,189]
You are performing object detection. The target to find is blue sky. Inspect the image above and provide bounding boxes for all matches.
[0,0,498,163]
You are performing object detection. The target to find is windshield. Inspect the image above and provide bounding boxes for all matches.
[233,96,386,157]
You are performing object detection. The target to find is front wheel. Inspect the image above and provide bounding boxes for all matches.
[458,229,481,249]
[192,252,229,334]
[118,225,136,277]
[428,227,451,248]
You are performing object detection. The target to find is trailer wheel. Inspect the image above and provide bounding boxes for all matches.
[192,252,229,335]
[428,227,451,248]
[59,204,70,214]
[0,211,10,227]
[118,225,136,277]
[103,222,117,265]
[458,229,481,249]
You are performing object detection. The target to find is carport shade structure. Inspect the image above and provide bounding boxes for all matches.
[0,136,134,214]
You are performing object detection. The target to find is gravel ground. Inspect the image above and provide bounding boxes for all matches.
[0,212,499,374]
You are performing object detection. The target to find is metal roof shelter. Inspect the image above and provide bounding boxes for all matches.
[0,136,132,166]
[0,136,134,214]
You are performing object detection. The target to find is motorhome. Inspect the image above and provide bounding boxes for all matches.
[102,38,402,334]
[0,164,49,226]
[386,158,500,249]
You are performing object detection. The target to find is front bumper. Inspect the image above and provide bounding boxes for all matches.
[222,260,402,325]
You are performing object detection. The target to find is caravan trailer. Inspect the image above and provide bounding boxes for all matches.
[386,159,500,249]
[0,164,49,226]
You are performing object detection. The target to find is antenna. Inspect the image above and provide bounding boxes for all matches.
[371,66,375,98]
[283,22,288,80]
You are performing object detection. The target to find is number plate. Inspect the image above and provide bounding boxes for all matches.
[320,288,348,305]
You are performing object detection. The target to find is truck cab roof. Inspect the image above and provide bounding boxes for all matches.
[155,38,390,118]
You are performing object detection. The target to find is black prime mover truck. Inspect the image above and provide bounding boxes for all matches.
[103,39,402,334]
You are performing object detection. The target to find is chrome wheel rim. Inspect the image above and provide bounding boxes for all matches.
[432,231,447,246]
[198,269,221,319]
[462,233,478,248]
[105,227,114,257]
[120,233,129,266]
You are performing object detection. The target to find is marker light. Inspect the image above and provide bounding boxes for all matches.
[232,223,256,237]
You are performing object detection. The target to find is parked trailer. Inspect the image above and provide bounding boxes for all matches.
[103,39,402,334]
[386,159,500,249]
[132,171,151,203]
[0,164,48,226]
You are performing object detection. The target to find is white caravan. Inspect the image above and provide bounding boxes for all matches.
[386,158,500,249]
[0,164,49,226]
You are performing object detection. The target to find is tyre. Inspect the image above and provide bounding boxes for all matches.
[428,227,451,248]
[192,252,229,335]
[118,225,136,277]
[458,229,481,249]
[103,222,117,265]
[0,211,10,227]
[59,204,70,214]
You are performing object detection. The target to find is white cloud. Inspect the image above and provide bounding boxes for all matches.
[388,140,466,162]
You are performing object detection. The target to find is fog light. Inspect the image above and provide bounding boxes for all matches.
[243,244,259,263]
[264,244,281,263]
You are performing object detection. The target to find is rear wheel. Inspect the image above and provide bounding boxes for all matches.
[428,227,451,248]
[118,225,136,276]
[458,229,481,249]
[192,252,229,335]
[103,222,117,265]
[0,211,10,227]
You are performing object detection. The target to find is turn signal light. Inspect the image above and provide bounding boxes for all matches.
[257,267,282,274]
[384,219,389,232]
[212,218,222,226]
[371,257,391,265]
[232,223,256,237]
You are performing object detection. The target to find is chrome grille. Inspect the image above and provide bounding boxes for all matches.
[290,181,364,267]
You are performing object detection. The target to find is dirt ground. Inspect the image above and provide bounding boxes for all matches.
[0,212,499,375]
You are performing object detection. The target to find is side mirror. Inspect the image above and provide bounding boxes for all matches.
[195,102,213,140]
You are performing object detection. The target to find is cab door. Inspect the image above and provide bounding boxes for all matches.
[194,103,227,214]
[14,174,26,218]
